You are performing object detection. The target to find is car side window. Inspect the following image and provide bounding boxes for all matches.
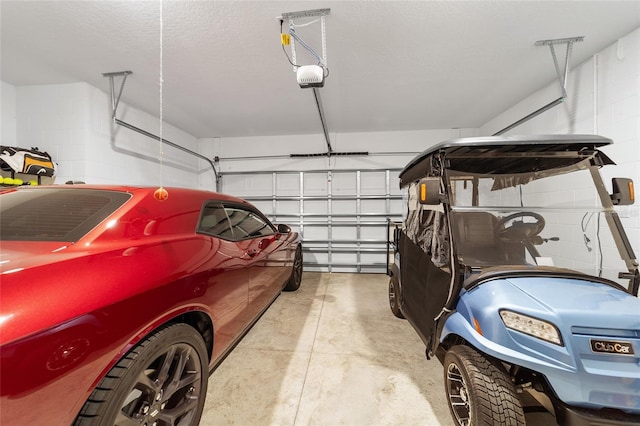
[225,206,274,240]
[198,203,235,240]
[198,203,275,241]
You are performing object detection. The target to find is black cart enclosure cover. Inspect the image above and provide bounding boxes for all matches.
[396,134,616,356]
[398,145,455,355]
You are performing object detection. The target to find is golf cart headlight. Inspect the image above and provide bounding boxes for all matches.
[499,310,563,346]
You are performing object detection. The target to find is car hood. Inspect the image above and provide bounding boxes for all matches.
[500,276,640,329]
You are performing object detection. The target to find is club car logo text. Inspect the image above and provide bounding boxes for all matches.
[590,339,635,355]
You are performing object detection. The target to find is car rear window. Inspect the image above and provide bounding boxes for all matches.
[0,188,131,242]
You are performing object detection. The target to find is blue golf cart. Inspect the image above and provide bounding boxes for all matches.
[388,134,639,425]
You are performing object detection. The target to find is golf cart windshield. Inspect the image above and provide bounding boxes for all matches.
[447,159,629,287]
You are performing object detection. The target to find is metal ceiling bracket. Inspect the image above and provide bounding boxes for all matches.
[281,8,330,20]
[535,36,585,98]
[493,36,584,136]
[102,71,219,188]
[280,8,330,71]
[103,70,132,120]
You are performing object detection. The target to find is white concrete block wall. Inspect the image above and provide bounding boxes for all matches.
[1,81,17,146]
[84,84,200,187]
[481,27,640,265]
[8,81,201,187]
[15,83,89,184]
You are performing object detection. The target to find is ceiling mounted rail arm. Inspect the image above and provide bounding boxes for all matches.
[102,71,219,186]
[493,36,584,136]
[313,87,332,153]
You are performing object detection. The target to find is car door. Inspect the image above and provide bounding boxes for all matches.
[222,205,285,318]
[197,202,250,360]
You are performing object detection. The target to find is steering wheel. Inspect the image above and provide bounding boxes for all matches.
[496,212,545,242]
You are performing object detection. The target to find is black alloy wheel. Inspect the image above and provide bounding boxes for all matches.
[444,345,524,426]
[74,323,208,426]
[284,245,303,291]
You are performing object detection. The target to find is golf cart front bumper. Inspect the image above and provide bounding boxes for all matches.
[554,399,640,425]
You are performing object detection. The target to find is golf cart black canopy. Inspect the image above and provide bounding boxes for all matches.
[399,134,614,188]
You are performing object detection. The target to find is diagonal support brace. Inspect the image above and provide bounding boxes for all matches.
[493,36,584,136]
[102,71,219,188]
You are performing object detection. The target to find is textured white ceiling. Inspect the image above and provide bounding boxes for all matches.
[2,1,639,138]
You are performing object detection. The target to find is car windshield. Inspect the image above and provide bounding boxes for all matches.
[0,188,131,242]
[446,162,629,287]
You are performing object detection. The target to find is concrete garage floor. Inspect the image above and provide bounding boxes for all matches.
[201,272,557,425]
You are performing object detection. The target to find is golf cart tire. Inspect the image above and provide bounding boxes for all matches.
[388,277,405,319]
[444,345,525,426]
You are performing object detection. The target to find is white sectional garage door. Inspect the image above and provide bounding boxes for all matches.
[220,169,404,273]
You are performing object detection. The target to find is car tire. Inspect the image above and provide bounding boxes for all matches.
[74,323,208,426]
[284,244,303,291]
[444,345,525,426]
[388,278,405,319]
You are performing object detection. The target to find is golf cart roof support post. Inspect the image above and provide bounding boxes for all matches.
[589,167,639,294]
[493,36,584,136]
[102,71,220,190]
[312,87,333,154]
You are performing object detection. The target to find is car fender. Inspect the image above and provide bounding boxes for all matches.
[99,305,215,387]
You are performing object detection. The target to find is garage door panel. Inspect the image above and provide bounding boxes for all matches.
[305,250,329,267]
[304,225,329,240]
[390,199,404,214]
[361,199,386,214]
[305,200,328,214]
[332,200,356,214]
[276,174,300,196]
[360,171,387,195]
[223,174,273,196]
[275,200,298,215]
[220,168,402,273]
[304,173,328,196]
[332,226,357,241]
[361,226,387,241]
[332,173,356,194]
[332,251,357,265]
[361,252,386,264]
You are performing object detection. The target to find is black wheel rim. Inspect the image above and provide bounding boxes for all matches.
[447,362,471,426]
[116,343,203,426]
[292,247,302,285]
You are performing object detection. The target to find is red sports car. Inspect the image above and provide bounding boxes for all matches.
[0,185,303,425]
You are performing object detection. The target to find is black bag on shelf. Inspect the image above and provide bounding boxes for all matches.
[0,146,56,177]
